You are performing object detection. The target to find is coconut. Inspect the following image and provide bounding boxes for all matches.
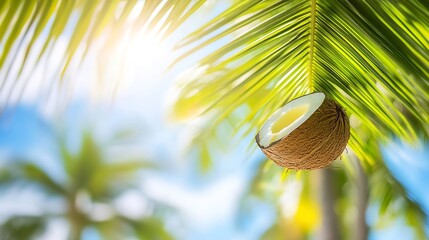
[255,92,350,170]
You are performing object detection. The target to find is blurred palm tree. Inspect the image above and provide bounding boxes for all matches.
[0,129,172,240]
[1,0,429,239]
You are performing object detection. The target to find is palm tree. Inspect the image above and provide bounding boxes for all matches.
[0,129,172,240]
[1,0,429,239]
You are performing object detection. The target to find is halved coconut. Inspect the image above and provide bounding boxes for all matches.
[255,92,350,170]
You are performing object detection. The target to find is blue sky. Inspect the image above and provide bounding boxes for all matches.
[382,141,429,215]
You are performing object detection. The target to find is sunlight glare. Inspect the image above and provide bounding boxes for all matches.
[96,27,174,100]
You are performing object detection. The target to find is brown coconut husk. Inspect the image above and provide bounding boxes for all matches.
[255,94,350,170]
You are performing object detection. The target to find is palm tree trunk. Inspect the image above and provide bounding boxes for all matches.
[318,168,341,240]
[355,158,369,240]
[69,196,84,240]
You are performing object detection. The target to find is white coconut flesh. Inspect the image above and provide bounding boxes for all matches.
[258,92,325,148]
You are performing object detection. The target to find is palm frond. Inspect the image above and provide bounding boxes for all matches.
[0,215,46,240]
[0,161,66,195]
[173,0,429,235]
[175,0,429,143]
[0,0,204,105]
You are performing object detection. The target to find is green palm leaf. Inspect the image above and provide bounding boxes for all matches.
[175,0,428,145]
[173,0,429,236]
[0,215,46,240]
[0,161,65,195]
[0,0,203,104]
